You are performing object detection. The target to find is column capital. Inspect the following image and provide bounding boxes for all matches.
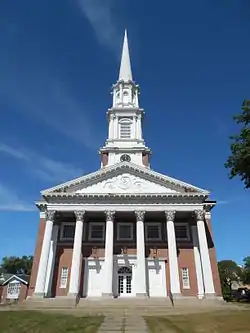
[45,210,56,221]
[74,210,85,221]
[195,209,205,221]
[135,210,145,221]
[165,210,176,222]
[105,210,115,221]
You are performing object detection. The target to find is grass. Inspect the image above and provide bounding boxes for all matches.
[145,309,250,333]
[0,311,103,333]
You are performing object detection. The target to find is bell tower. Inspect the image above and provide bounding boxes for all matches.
[100,30,151,168]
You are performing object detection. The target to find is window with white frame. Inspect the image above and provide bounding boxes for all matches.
[117,223,133,241]
[89,223,105,240]
[146,223,162,240]
[119,118,132,139]
[60,267,68,288]
[175,223,190,241]
[7,281,21,299]
[60,223,75,240]
[181,268,190,289]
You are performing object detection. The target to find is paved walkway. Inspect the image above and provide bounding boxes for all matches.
[98,310,149,332]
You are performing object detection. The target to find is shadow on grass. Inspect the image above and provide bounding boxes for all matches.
[0,311,103,333]
[145,309,250,333]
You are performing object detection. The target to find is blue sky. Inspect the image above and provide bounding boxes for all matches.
[0,0,249,264]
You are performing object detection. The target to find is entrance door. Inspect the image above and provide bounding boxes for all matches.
[117,266,132,297]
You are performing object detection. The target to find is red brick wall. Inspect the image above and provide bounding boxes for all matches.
[28,217,46,296]
[206,217,222,296]
[178,248,198,296]
[53,245,73,296]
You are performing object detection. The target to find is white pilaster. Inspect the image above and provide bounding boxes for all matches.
[135,210,147,296]
[191,225,204,299]
[44,225,59,297]
[34,210,55,297]
[102,210,115,297]
[68,210,85,297]
[165,210,181,296]
[195,210,215,296]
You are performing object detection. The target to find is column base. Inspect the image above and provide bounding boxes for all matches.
[102,293,113,298]
[32,292,45,299]
[205,293,216,299]
[136,293,148,298]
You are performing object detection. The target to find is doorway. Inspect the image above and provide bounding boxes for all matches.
[117,266,132,297]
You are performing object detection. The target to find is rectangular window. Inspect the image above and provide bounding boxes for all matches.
[60,223,75,240]
[60,267,68,288]
[89,223,105,240]
[117,223,133,240]
[120,123,131,138]
[175,223,190,241]
[146,223,162,240]
[181,268,190,289]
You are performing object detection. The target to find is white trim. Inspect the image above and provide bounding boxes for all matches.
[45,204,204,212]
[59,267,68,288]
[40,211,46,218]
[60,222,75,241]
[2,275,28,285]
[175,222,190,241]
[88,222,105,241]
[117,222,133,241]
[181,267,190,289]
[145,222,162,241]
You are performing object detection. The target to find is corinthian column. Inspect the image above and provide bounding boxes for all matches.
[102,210,115,297]
[195,210,215,296]
[34,210,56,297]
[135,210,147,297]
[68,210,85,297]
[165,210,181,296]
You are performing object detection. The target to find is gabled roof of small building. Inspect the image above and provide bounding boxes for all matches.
[0,273,29,286]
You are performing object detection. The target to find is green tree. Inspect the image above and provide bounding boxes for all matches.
[242,256,250,284]
[225,99,250,188]
[1,256,33,275]
[218,260,242,300]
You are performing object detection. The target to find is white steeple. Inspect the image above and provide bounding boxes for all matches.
[119,30,133,82]
[100,30,151,168]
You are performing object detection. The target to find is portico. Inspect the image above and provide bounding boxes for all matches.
[33,204,215,300]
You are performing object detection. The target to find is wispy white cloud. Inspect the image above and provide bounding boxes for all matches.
[0,184,35,212]
[77,0,120,53]
[0,143,82,183]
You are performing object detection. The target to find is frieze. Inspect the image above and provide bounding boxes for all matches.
[103,174,148,192]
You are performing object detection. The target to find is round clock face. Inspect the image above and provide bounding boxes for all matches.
[120,154,131,162]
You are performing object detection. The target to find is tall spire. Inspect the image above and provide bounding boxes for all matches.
[119,29,133,82]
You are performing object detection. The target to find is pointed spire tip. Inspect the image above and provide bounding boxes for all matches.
[119,29,132,82]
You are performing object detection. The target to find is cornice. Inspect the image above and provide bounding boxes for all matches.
[41,162,210,196]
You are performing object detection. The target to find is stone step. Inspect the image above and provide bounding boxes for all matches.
[20,297,76,309]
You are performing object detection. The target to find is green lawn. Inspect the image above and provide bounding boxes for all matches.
[145,309,250,333]
[0,311,103,333]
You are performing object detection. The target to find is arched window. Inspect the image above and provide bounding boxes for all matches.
[118,266,132,274]
[119,118,132,139]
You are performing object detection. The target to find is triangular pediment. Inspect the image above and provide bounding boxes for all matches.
[41,162,209,197]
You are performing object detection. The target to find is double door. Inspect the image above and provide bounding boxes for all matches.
[118,274,132,296]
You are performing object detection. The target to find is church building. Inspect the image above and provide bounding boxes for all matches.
[28,31,221,301]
